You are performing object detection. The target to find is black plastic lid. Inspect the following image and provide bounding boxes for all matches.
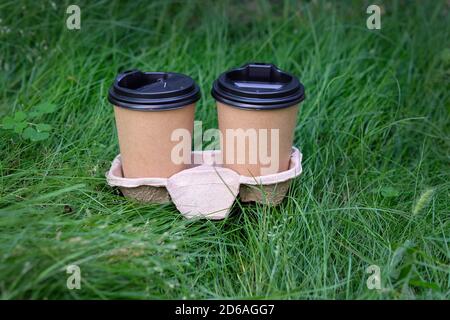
[108,70,200,111]
[211,63,305,110]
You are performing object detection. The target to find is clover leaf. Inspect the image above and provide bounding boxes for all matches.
[22,127,50,141]
[1,103,56,142]
[2,113,27,133]
[2,116,16,130]
[36,123,52,132]
[13,122,28,134]
[35,102,57,115]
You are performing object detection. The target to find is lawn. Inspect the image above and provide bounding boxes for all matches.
[0,0,449,299]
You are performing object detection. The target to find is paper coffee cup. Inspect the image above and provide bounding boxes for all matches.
[108,70,200,178]
[211,63,305,177]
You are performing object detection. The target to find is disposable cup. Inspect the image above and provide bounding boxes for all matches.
[211,63,305,177]
[108,70,200,178]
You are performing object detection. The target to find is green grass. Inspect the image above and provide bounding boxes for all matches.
[0,0,449,299]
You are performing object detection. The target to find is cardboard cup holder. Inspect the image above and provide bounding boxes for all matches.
[106,147,303,220]
[106,64,306,220]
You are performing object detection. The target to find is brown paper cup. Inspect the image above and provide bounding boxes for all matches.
[114,104,195,178]
[108,70,200,179]
[217,102,298,176]
[212,62,305,204]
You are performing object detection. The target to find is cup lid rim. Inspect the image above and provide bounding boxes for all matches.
[108,70,200,111]
[211,62,305,110]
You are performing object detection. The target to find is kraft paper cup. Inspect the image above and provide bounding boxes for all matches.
[108,70,200,178]
[212,63,305,177]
